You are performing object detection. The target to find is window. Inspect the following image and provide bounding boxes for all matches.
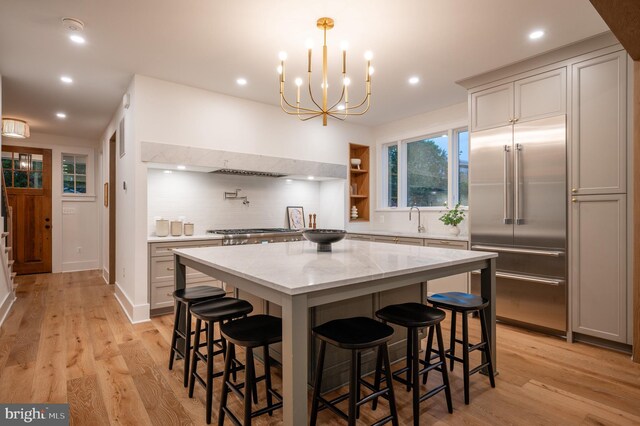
[62,154,87,194]
[2,151,43,189]
[381,127,468,208]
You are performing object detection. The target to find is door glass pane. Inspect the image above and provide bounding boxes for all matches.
[75,156,87,175]
[31,154,43,171]
[14,171,28,188]
[3,169,12,187]
[29,172,43,189]
[62,155,75,174]
[406,135,449,207]
[18,153,31,171]
[1,152,12,169]
[458,130,469,206]
[387,144,398,207]
[63,174,75,193]
[75,175,86,193]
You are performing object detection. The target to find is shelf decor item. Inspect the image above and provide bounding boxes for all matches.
[438,202,465,236]
[302,229,346,252]
[351,205,358,219]
[287,206,305,229]
[350,158,362,169]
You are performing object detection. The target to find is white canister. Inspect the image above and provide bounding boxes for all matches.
[170,220,183,236]
[155,219,170,237]
[183,222,194,236]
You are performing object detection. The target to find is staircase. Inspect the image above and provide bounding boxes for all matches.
[1,171,16,294]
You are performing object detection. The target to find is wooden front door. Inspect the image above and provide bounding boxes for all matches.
[2,146,52,274]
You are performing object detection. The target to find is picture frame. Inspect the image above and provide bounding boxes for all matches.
[104,182,109,207]
[286,206,305,229]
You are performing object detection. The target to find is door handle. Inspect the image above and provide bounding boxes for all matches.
[503,145,512,224]
[471,270,563,286]
[471,244,564,257]
[514,143,524,225]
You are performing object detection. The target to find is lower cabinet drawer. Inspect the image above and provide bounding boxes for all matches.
[150,279,227,312]
[150,257,214,282]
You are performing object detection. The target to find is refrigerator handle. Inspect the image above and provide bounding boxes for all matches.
[514,143,524,225]
[503,145,512,225]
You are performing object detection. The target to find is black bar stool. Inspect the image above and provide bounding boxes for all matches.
[310,316,399,426]
[218,314,283,426]
[374,302,453,425]
[168,285,227,387]
[427,292,496,404]
[188,297,254,424]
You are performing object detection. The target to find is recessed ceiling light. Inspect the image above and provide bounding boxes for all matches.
[163,170,173,174]
[60,76,73,84]
[529,30,544,40]
[236,78,247,86]
[285,179,293,183]
[337,105,345,111]
[56,112,67,119]
[408,76,420,85]
[307,176,315,180]
[177,165,186,170]
[69,34,86,44]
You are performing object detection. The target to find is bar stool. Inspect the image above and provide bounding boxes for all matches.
[427,292,495,404]
[218,314,283,426]
[374,303,453,425]
[188,297,254,424]
[310,316,399,426]
[168,285,227,387]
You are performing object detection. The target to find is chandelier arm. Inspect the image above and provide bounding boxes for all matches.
[334,101,371,116]
[327,113,347,122]
[307,73,323,111]
[327,85,346,111]
[299,113,325,121]
[341,92,370,111]
[281,93,324,114]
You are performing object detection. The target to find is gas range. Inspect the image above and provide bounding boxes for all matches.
[206,228,303,246]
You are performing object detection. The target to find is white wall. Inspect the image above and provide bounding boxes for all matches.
[354,102,470,236]
[0,74,14,328]
[147,170,344,234]
[104,74,370,323]
[10,132,101,272]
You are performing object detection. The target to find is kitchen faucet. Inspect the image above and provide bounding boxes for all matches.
[409,206,425,233]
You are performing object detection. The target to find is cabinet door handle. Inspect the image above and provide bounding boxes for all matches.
[166,266,175,271]
[571,188,577,193]
[166,292,173,297]
[572,198,577,203]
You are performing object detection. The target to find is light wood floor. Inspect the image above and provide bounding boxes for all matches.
[1,271,639,425]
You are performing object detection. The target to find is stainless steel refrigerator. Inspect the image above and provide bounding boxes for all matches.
[470,115,567,334]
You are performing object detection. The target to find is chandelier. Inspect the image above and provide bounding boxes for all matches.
[278,17,373,126]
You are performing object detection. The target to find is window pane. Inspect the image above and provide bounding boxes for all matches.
[458,130,469,206]
[14,171,28,188]
[62,155,75,174]
[75,175,86,193]
[387,145,398,207]
[63,174,75,193]
[29,172,43,189]
[406,135,449,207]
[3,169,12,187]
[31,154,43,171]
[2,152,12,169]
[75,156,87,175]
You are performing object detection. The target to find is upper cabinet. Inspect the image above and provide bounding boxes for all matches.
[570,50,627,195]
[470,68,566,132]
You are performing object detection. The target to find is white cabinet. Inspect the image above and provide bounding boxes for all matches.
[424,239,469,294]
[471,68,566,131]
[571,50,627,195]
[571,194,627,343]
[148,239,226,315]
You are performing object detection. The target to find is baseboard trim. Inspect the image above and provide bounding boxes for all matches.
[0,291,16,329]
[63,260,100,273]
[113,282,150,324]
[102,268,109,285]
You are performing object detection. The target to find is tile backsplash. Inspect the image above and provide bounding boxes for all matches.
[147,169,342,235]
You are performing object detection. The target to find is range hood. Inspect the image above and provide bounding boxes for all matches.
[210,169,287,178]
[141,141,347,179]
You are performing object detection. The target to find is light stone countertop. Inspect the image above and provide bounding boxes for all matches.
[173,240,496,296]
[349,229,469,242]
[147,234,224,243]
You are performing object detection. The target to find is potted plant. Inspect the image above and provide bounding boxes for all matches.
[438,202,465,236]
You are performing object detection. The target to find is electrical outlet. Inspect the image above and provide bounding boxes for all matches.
[122,267,126,278]
[76,247,82,254]
[63,207,76,215]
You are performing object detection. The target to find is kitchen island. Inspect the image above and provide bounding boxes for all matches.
[173,239,497,425]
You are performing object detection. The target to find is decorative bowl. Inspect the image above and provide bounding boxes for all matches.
[302,229,347,252]
[350,158,362,169]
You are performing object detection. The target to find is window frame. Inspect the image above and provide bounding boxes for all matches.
[379,126,469,210]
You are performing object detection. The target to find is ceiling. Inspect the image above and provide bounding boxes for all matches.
[0,0,609,140]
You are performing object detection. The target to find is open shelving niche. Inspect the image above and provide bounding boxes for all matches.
[348,143,370,222]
